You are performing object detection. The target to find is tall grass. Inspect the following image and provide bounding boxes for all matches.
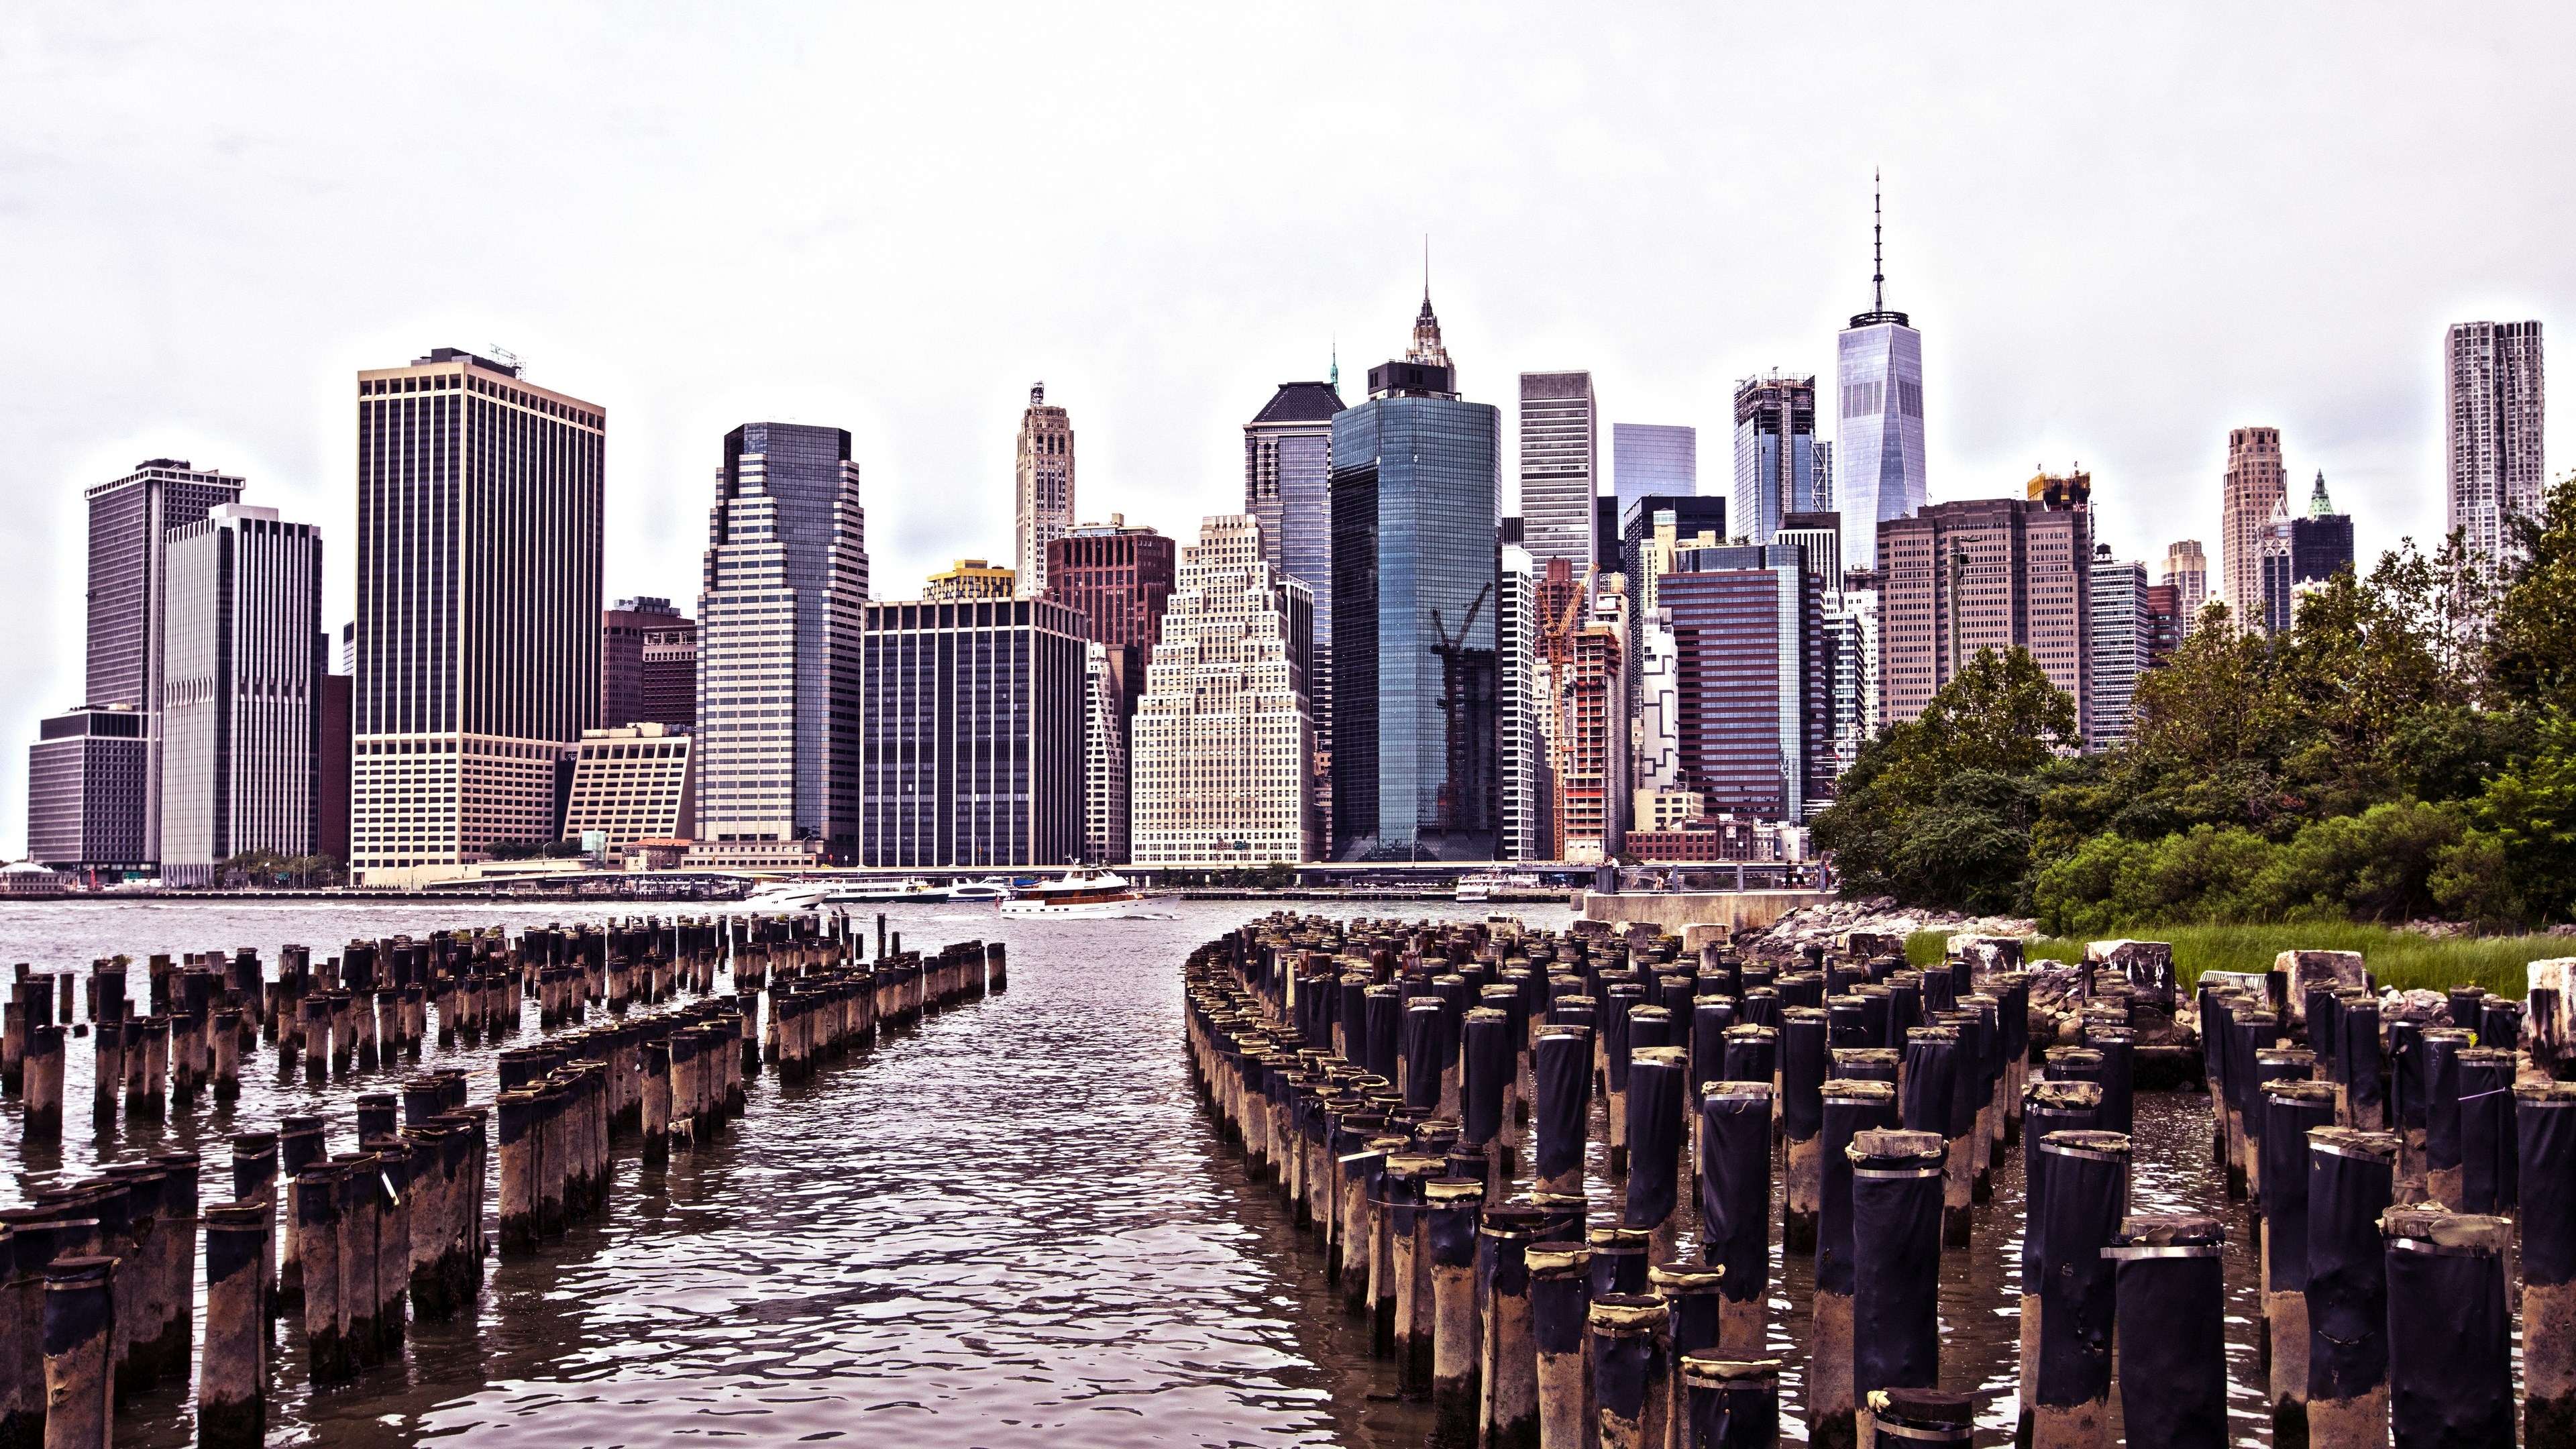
[1904,922,2573,998]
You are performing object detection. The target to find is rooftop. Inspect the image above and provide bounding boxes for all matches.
[1250,381,1345,425]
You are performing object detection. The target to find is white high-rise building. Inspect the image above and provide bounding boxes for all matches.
[1130,515,1314,865]
[1824,585,1880,777]
[1081,641,1130,865]
[1633,605,1681,796]
[2445,321,2546,576]
[1834,184,1927,572]
[1014,384,1075,596]
[2159,540,2209,617]
[350,350,603,883]
[2088,549,2149,750]
[160,504,325,886]
[1519,372,1599,572]
[1498,545,1542,862]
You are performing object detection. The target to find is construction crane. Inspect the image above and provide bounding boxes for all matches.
[1428,580,1496,839]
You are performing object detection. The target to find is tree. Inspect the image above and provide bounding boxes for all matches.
[2488,475,2576,714]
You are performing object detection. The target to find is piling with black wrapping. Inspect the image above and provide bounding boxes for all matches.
[2031,1130,2128,1448]
[199,1201,267,1449]
[2420,1026,2475,1210]
[1847,1129,1946,1415]
[1529,1242,1594,1449]
[1780,1008,1827,1254]
[2305,1127,2396,1448]
[1589,1295,1669,1449]
[1680,1356,1780,1449]
[2335,993,2383,1131]
[1478,1204,1546,1449]
[42,1257,115,1449]
[2525,1082,2576,1448]
[2256,1079,2334,1425]
[1424,1178,1484,1448]
[2455,1046,2514,1212]
[2104,1214,2226,1449]
[2383,1206,2514,1449]
[1533,1028,1592,1196]
[1623,1048,1688,1262]
[1810,1079,1897,1449]
[1698,1082,1772,1357]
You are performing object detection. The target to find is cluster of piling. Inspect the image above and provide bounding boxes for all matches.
[2,911,1008,1448]
[1186,914,2571,1449]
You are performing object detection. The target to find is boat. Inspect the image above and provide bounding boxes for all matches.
[820,878,949,904]
[998,865,1150,918]
[1456,870,1541,902]
[741,881,831,912]
[948,878,1016,904]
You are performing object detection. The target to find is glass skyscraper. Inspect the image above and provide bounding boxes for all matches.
[1613,423,1698,519]
[1330,295,1502,861]
[1732,373,1827,547]
[1518,371,1597,574]
[1244,380,1342,850]
[1835,200,1928,573]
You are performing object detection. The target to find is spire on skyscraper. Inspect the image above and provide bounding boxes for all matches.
[1873,169,1885,315]
[2308,470,2336,518]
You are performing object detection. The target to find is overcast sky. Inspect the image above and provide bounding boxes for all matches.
[3,3,2570,855]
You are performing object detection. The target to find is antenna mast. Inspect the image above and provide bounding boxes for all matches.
[1872,170,1885,313]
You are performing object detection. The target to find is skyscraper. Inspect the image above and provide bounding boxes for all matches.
[561,723,695,860]
[1015,384,1075,596]
[2088,546,2149,749]
[1497,545,1544,862]
[2257,494,2298,636]
[1129,515,1315,866]
[1081,643,1129,865]
[1661,543,1831,820]
[696,422,870,865]
[80,457,246,863]
[2445,321,2546,576]
[603,597,691,730]
[1245,382,1344,850]
[1835,184,1928,573]
[2159,540,2209,619]
[1823,584,1880,779]
[25,707,150,875]
[1554,584,1628,861]
[859,597,1087,867]
[1612,424,1698,518]
[160,504,325,886]
[2294,472,2355,586]
[350,350,604,881]
[2221,427,2286,629]
[1519,371,1599,573]
[1330,291,1502,861]
[1733,373,1825,546]
[1045,516,1178,718]
[1876,494,2092,735]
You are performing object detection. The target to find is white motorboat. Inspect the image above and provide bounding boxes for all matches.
[742,881,830,912]
[998,865,1149,918]
[822,878,949,905]
[948,878,1016,904]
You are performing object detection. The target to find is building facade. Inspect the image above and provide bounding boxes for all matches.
[2221,427,2286,629]
[604,597,692,730]
[1014,384,1075,596]
[1244,382,1344,853]
[2088,547,2149,749]
[859,597,1085,867]
[2159,540,2209,619]
[696,422,870,861]
[925,559,1016,601]
[80,457,247,864]
[1835,243,1928,574]
[2445,320,2546,576]
[1519,371,1599,573]
[2294,472,2355,585]
[1733,373,1827,547]
[1662,544,1831,821]
[1619,495,1728,710]
[1611,423,1697,520]
[160,504,326,887]
[1824,583,1880,777]
[1876,494,2092,735]
[2145,583,2186,663]
[350,349,604,881]
[1330,295,1502,861]
[1081,643,1130,865]
[561,723,695,859]
[1128,515,1314,866]
[27,706,151,875]
[1554,584,1628,863]
[1044,517,1178,712]
[1497,546,1544,862]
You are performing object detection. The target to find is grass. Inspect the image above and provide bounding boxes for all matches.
[1903,922,2573,998]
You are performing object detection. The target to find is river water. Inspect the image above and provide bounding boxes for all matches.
[3,899,2281,1446]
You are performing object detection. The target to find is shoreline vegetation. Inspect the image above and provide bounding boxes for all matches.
[1904,921,2567,998]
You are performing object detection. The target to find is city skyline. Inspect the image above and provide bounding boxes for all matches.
[4,7,2571,854]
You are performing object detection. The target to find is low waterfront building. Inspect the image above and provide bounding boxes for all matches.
[561,723,696,862]
[26,704,152,877]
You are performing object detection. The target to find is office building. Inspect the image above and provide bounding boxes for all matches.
[604,597,693,730]
[1015,384,1075,596]
[319,675,351,864]
[859,597,1086,867]
[2159,540,2209,619]
[1081,643,1130,865]
[1555,584,1627,863]
[1635,605,1682,796]
[1129,515,1313,866]
[696,422,870,863]
[2294,472,2355,584]
[1627,812,1809,864]
[338,621,356,676]
[160,504,325,887]
[1330,291,1503,861]
[1835,191,1928,572]
[1876,493,2092,736]
[2446,321,2546,576]
[1046,516,1178,710]
[2144,584,2186,662]
[78,457,246,864]
[26,706,152,876]
[350,350,604,881]
[2088,547,2149,749]
[926,559,1016,602]
[1497,546,1544,862]
[2221,427,2286,629]
[2257,494,2299,636]
[1246,382,1345,850]
[1662,543,1831,821]
[1519,371,1599,572]
[1595,496,1621,578]
[1824,583,1880,776]
[1619,496,1728,716]
[1733,372,1826,547]
[1612,423,1697,519]
[561,723,696,861]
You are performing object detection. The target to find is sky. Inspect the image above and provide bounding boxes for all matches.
[2,3,2571,856]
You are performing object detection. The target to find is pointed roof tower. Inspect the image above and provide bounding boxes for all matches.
[1408,241,1450,369]
[2307,470,2337,518]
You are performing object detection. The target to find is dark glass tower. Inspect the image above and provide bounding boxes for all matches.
[1330,295,1502,861]
[1245,380,1344,849]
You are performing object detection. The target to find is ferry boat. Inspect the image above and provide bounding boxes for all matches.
[1454,871,1540,903]
[822,877,948,905]
[948,878,1017,904]
[998,865,1149,918]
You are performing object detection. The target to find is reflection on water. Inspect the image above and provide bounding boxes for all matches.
[3,901,2280,1446]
